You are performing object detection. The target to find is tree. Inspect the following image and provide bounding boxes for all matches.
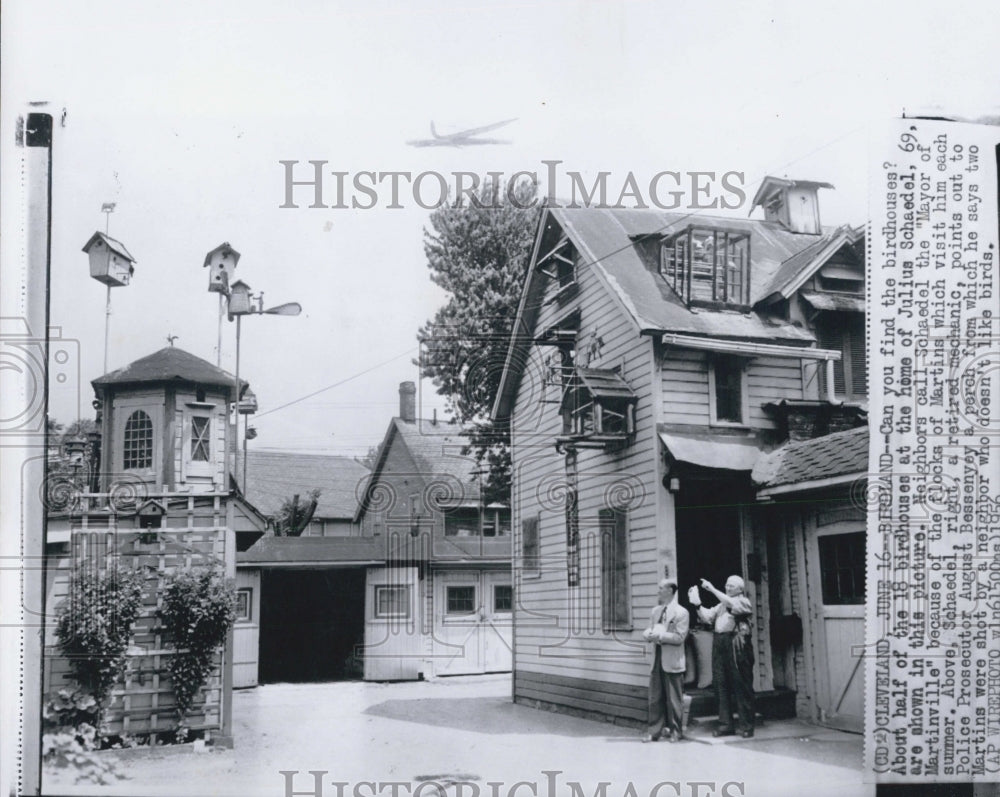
[274,489,321,536]
[357,445,380,471]
[416,178,540,502]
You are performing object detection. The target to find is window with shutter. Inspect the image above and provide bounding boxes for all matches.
[599,508,631,630]
[521,515,540,576]
[816,313,866,399]
[848,315,867,397]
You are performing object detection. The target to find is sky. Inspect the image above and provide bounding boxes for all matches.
[4,0,999,458]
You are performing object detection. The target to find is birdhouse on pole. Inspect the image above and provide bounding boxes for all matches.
[227,280,254,318]
[82,232,136,287]
[203,242,241,293]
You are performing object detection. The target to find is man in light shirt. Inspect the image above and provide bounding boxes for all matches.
[688,575,755,738]
[642,577,689,742]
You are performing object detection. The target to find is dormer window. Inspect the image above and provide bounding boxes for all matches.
[660,225,751,309]
[558,367,637,449]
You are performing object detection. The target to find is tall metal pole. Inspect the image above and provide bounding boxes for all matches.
[242,414,249,490]
[103,206,112,373]
[234,314,241,492]
[217,292,223,367]
[103,284,111,373]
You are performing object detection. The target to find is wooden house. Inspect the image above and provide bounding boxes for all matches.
[491,177,867,726]
[233,382,512,686]
[44,346,264,744]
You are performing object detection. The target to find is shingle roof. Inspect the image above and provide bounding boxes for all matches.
[244,450,370,519]
[237,535,383,565]
[92,347,246,395]
[551,206,832,340]
[391,418,480,494]
[752,426,868,489]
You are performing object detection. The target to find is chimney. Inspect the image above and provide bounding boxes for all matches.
[750,177,833,235]
[399,381,416,423]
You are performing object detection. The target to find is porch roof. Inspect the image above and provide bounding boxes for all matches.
[658,429,765,471]
[753,425,868,493]
[237,535,384,566]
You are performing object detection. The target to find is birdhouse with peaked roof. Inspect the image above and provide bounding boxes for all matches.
[82,231,136,287]
[204,242,241,293]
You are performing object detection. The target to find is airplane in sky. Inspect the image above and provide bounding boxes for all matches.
[407,118,517,147]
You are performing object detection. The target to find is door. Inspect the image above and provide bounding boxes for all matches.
[434,571,483,675]
[482,571,513,673]
[433,570,513,676]
[806,523,865,732]
[233,569,261,688]
[364,566,421,680]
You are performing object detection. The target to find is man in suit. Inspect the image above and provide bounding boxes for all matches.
[642,577,689,742]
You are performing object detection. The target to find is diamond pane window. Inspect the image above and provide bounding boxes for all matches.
[191,416,210,462]
[122,410,153,470]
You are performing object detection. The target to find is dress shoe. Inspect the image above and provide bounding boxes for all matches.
[712,728,735,737]
[674,733,686,742]
[641,734,659,743]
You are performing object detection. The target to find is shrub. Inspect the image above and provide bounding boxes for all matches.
[54,562,145,717]
[159,568,237,719]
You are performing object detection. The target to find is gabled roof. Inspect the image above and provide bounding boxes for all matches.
[355,417,480,522]
[82,231,136,263]
[749,177,834,215]
[92,347,247,396]
[752,426,868,491]
[493,203,856,419]
[244,450,370,520]
[758,225,864,303]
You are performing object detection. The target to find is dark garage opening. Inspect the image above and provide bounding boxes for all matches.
[259,568,366,683]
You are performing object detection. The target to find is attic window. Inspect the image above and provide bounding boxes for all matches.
[660,225,751,308]
[537,236,578,301]
[558,367,637,450]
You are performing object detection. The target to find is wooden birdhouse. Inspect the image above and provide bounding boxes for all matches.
[82,232,136,287]
[203,242,241,293]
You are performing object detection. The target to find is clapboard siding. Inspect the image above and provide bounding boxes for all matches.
[515,670,647,723]
[662,351,806,429]
[510,219,666,713]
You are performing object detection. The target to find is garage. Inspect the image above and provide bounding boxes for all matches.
[259,568,367,683]
[236,536,384,686]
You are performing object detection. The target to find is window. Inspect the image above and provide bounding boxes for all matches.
[190,416,211,461]
[236,588,253,622]
[123,410,154,470]
[493,584,513,613]
[817,314,867,399]
[445,508,481,537]
[446,585,476,615]
[482,508,511,537]
[660,226,751,307]
[375,585,410,618]
[521,515,540,575]
[818,532,865,605]
[710,356,746,425]
[599,508,631,629]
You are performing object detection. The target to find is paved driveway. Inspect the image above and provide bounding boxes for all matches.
[44,675,868,797]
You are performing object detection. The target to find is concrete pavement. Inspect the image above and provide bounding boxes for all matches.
[43,674,870,797]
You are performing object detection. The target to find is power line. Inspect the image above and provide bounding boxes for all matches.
[253,347,418,420]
